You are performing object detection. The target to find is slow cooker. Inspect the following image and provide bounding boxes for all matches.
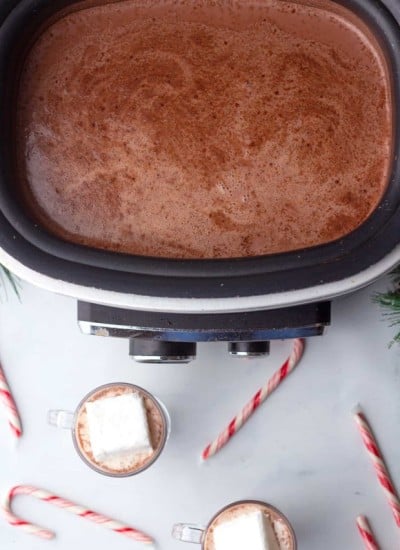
[0,0,400,362]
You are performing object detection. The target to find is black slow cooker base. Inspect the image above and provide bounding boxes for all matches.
[78,300,331,361]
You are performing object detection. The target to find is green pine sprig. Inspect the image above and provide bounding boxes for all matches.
[0,265,21,300]
[373,266,400,346]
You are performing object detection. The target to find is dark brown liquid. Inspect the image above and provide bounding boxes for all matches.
[16,0,392,259]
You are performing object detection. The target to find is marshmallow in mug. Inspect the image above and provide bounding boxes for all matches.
[86,393,153,462]
[213,510,280,550]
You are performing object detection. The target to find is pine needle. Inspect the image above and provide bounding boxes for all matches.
[374,266,400,346]
[0,265,21,300]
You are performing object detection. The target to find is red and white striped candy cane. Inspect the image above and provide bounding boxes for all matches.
[202,338,305,460]
[0,362,22,438]
[356,516,380,550]
[1,485,154,545]
[354,410,400,528]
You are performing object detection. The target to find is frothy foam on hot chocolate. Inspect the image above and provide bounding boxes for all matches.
[17,0,392,258]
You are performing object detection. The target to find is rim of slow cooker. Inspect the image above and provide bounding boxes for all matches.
[0,0,400,300]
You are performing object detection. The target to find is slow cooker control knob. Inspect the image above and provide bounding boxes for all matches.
[129,338,196,364]
[228,341,270,358]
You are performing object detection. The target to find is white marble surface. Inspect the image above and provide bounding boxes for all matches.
[0,277,400,549]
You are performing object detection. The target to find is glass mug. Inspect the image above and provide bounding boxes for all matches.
[48,382,170,477]
[172,500,297,549]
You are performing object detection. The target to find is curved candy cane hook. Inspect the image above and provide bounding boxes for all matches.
[1,485,153,545]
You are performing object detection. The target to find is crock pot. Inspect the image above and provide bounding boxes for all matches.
[0,0,399,338]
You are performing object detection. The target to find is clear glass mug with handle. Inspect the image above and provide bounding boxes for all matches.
[48,382,170,477]
[172,500,297,549]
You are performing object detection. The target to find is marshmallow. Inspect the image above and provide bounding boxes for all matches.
[213,510,280,550]
[85,393,153,462]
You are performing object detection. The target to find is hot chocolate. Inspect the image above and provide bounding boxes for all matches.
[74,383,167,476]
[203,501,295,550]
[16,0,392,258]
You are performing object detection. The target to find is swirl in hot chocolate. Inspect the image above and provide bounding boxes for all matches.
[17,0,392,258]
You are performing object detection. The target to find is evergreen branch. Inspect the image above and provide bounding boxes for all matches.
[373,266,400,345]
[373,292,400,311]
[0,265,21,300]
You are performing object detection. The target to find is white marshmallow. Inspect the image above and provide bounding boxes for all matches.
[213,510,280,550]
[85,393,153,462]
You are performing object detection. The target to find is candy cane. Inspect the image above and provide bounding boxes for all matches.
[354,409,400,528]
[202,338,305,460]
[356,516,380,550]
[0,362,22,438]
[1,485,153,545]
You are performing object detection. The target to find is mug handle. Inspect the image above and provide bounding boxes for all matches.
[47,410,74,429]
[172,523,205,544]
